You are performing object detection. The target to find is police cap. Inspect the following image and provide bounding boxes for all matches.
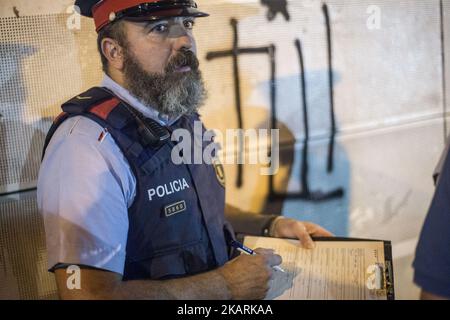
[74,0,209,32]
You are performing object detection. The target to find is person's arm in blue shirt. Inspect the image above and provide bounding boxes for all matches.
[413,147,450,300]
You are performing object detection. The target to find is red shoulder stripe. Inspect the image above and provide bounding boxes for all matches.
[89,97,120,120]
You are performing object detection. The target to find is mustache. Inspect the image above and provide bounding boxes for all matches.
[165,50,200,73]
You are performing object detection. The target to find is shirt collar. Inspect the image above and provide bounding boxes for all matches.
[100,74,180,126]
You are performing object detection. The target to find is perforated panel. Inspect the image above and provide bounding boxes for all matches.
[0,13,101,193]
[0,193,58,299]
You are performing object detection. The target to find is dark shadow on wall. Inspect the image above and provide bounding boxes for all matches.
[0,43,48,192]
[0,42,57,299]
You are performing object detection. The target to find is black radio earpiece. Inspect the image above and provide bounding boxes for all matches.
[119,99,170,148]
[136,116,170,148]
[98,87,171,148]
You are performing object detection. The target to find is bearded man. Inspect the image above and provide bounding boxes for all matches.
[37,0,332,300]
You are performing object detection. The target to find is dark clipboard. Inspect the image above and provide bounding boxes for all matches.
[311,237,395,300]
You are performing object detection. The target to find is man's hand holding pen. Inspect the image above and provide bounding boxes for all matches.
[217,248,282,300]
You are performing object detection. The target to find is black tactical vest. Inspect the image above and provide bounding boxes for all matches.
[43,87,233,280]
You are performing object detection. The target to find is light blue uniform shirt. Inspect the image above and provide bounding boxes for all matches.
[37,75,179,275]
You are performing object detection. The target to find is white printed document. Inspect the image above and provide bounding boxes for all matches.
[243,236,395,300]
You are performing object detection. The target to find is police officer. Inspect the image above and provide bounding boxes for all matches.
[37,0,333,299]
[413,140,450,300]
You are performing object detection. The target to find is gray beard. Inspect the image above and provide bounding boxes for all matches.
[122,49,207,118]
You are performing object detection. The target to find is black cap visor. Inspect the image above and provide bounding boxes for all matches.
[116,4,209,23]
[123,8,208,23]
